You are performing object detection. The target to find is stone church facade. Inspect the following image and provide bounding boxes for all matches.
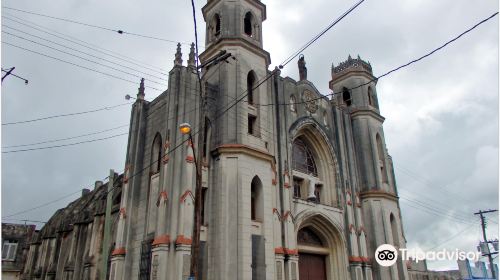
[21,0,411,279]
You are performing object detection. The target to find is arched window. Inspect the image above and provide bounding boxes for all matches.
[244,12,253,36]
[376,134,388,184]
[290,95,296,112]
[250,176,263,221]
[342,87,352,106]
[292,138,318,177]
[247,71,256,105]
[151,133,162,173]
[390,214,399,246]
[368,86,373,106]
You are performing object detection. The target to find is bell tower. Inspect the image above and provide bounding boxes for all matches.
[330,56,409,280]
[198,1,276,280]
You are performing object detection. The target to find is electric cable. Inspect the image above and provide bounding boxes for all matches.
[2,41,164,91]
[2,14,168,75]
[2,6,195,46]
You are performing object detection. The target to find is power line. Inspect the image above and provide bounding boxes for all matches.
[2,31,169,87]
[2,25,169,82]
[279,0,365,68]
[2,14,168,74]
[261,11,499,108]
[2,189,83,218]
[2,41,164,91]
[2,124,129,148]
[2,132,128,154]
[425,224,476,252]
[2,102,132,126]
[2,6,195,46]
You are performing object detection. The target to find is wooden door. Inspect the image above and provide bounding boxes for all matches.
[299,253,327,280]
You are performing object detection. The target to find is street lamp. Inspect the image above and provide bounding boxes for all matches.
[179,122,202,280]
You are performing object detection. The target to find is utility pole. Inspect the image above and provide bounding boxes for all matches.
[187,48,232,280]
[101,169,115,279]
[474,209,498,279]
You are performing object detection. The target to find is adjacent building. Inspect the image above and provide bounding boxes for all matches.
[20,0,412,279]
[2,223,36,280]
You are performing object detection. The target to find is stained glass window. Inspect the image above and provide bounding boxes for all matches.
[292,138,318,177]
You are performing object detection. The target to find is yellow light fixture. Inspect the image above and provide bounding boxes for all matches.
[179,123,192,135]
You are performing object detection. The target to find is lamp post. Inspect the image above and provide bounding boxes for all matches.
[180,123,203,280]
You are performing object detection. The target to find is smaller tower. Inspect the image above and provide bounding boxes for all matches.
[330,55,408,280]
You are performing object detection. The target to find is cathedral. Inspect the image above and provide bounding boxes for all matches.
[21,0,411,279]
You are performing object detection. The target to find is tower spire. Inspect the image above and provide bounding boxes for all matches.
[137,78,145,100]
[174,43,183,66]
[188,43,196,68]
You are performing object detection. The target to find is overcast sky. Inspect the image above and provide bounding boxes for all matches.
[1,0,498,271]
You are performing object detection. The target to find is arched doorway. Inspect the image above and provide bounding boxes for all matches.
[298,227,328,280]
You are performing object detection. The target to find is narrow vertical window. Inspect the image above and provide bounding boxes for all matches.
[376,134,388,184]
[201,187,208,225]
[293,177,302,198]
[247,71,256,105]
[390,214,399,246]
[151,133,162,174]
[290,95,296,112]
[248,115,257,135]
[342,87,352,106]
[368,86,373,106]
[250,176,263,221]
[214,14,221,36]
[244,12,253,36]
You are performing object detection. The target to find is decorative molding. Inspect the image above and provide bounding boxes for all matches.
[359,190,398,202]
[180,190,194,203]
[175,235,192,245]
[152,235,171,246]
[111,247,126,256]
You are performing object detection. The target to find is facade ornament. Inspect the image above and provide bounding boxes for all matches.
[303,90,318,114]
[298,54,307,81]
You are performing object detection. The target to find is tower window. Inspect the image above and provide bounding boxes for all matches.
[342,87,352,106]
[247,71,256,105]
[244,12,253,36]
[248,115,257,135]
[368,86,373,106]
[213,14,221,37]
[376,133,389,184]
[250,176,263,221]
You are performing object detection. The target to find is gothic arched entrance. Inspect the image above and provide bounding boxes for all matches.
[298,227,328,280]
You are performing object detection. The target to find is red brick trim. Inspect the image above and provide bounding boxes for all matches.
[186,155,195,163]
[180,190,193,203]
[347,201,352,206]
[152,235,171,246]
[284,182,290,188]
[272,179,277,186]
[111,247,126,256]
[284,248,298,256]
[349,224,355,232]
[175,235,192,245]
[349,256,363,263]
[274,247,285,254]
